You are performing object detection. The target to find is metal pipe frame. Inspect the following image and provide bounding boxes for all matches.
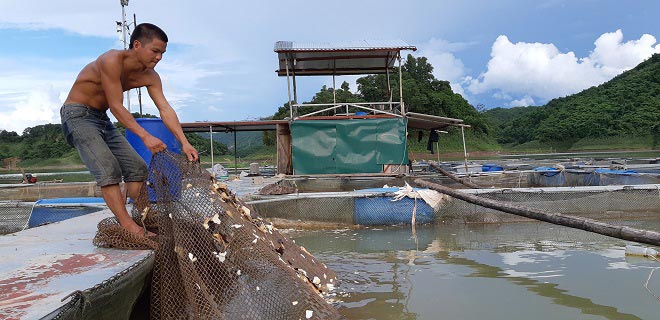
[233,127,238,174]
[295,103,404,119]
[347,104,404,118]
[293,101,401,107]
[461,125,469,175]
[385,52,392,104]
[285,55,293,119]
[209,125,214,171]
[398,53,404,114]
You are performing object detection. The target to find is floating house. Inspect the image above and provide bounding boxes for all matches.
[181,40,471,176]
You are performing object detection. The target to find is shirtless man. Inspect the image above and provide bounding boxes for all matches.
[61,23,198,236]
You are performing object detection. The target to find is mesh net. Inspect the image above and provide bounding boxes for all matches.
[248,186,660,226]
[0,201,106,235]
[93,151,341,319]
[438,186,660,224]
[0,200,32,234]
[0,182,101,201]
[250,194,437,226]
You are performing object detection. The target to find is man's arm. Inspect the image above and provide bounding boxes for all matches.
[146,72,199,161]
[99,54,166,154]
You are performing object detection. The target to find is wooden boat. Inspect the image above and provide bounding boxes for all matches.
[0,210,153,319]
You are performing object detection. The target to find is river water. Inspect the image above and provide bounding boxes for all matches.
[290,219,660,320]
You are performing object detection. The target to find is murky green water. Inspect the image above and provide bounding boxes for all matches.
[290,220,660,320]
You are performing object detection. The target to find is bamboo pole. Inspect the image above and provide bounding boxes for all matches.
[415,178,660,246]
[429,163,481,189]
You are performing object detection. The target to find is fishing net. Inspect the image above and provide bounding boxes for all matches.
[0,200,32,234]
[93,151,341,319]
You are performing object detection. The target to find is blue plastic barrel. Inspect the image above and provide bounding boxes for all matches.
[125,118,182,202]
[125,118,181,166]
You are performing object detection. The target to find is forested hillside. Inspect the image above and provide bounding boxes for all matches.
[485,53,660,148]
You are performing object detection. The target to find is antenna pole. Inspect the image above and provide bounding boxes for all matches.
[133,13,143,116]
[120,0,131,112]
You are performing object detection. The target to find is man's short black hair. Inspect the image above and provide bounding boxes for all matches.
[129,23,168,49]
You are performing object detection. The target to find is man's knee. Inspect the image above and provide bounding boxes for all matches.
[124,161,148,183]
[97,165,123,187]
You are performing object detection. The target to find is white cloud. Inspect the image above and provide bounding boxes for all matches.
[510,95,536,107]
[585,30,660,75]
[468,30,660,104]
[416,38,474,97]
[0,57,77,133]
[0,85,61,133]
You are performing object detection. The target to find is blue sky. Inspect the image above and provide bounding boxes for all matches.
[1,0,658,133]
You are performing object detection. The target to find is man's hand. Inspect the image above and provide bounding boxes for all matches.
[143,134,167,154]
[182,143,199,162]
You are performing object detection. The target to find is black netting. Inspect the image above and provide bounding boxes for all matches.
[94,151,341,319]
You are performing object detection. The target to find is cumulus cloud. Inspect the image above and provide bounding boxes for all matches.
[585,30,660,75]
[0,57,76,133]
[0,85,61,133]
[416,38,475,97]
[468,30,660,104]
[510,95,536,107]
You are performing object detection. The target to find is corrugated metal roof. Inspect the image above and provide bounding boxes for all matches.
[274,40,416,52]
[274,40,417,77]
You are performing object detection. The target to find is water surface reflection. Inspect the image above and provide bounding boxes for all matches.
[290,220,660,319]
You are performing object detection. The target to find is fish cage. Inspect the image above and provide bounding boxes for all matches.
[246,184,660,226]
[0,198,106,235]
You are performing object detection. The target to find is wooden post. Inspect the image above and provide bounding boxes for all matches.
[415,178,660,246]
[276,123,293,175]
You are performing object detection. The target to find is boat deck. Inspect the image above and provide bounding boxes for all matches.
[0,209,153,319]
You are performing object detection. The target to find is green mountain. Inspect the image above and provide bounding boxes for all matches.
[197,131,264,157]
[485,53,660,148]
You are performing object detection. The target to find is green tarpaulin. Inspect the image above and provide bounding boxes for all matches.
[291,118,408,174]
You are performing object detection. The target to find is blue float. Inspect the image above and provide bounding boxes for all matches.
[126,118,182,202]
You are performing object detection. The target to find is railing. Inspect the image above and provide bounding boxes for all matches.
[292,101,404,119]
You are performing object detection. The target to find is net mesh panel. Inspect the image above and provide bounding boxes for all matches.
[251,195,436,226]
[93,151,341,320]
[28,205,105,229]
[0,200,32,234]
[0,182,100,202]
[249,187,660,226]
[251,197,355,224]
[438,187,660,224]
[0,200,105,236]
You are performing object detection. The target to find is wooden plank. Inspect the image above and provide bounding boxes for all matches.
[276,123,293,175]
